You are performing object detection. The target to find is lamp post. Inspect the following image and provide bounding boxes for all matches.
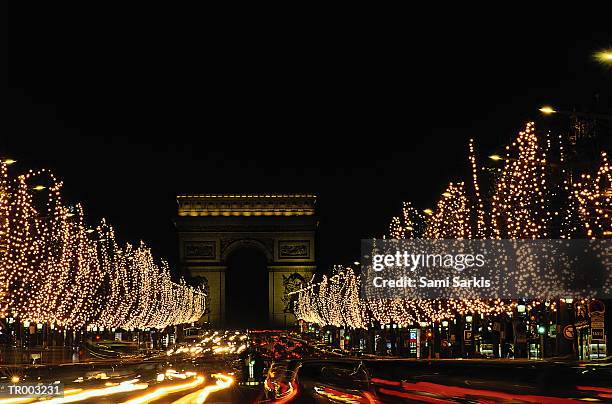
[594,50,612,64]
[538,106,612,121]
[538,105,610,174]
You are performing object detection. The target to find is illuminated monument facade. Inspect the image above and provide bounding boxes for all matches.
[175,194,316,328]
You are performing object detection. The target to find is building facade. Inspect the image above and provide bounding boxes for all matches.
[175,194,316,328]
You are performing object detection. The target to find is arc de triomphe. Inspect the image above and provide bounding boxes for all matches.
[175,194,316,328]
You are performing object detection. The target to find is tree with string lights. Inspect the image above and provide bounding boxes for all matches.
[0,162,206,339]
[293,122,610,358]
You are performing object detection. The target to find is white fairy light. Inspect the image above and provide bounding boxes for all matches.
[0,163,205,330]
[294,122,609,328]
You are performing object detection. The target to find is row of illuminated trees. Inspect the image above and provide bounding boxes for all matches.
[292,122,610,329]
[0,163,205,330]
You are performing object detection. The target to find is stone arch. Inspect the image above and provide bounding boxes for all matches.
[176,194,316,328]
[221,239,273,263]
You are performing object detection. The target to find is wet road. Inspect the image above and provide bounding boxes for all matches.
[0,331,260,403]
[264,357,612,403]
[5,331,611,403]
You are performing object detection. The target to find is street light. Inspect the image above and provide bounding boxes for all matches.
[32,185,46,191]
[538,106,612,121]
[539,106,557,115]
[595,50,612,64]
[490,151,552,167]
[423,209,433,215]
[1,159,17,165]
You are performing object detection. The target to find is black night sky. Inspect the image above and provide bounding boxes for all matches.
[4,7,611,274]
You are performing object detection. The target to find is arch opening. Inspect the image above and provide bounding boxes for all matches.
[225,246,269,328]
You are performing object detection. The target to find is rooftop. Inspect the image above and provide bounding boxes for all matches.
[177,194,316,217]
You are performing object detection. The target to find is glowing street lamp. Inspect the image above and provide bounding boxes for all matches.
[2,159,17,165]
[595,50,612,63]
[32,185,46,191]
[423,209,433,215]
[538,106,612,121]
[488,154,503,161]
[539,106,557,115]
